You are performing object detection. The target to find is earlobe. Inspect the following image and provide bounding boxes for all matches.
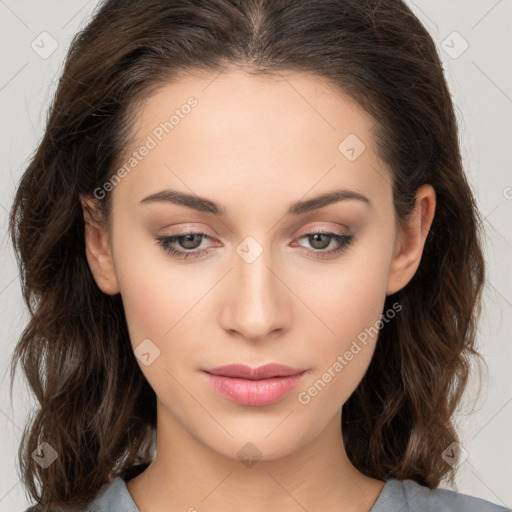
[80,194,120,295]
[386,184,436,296]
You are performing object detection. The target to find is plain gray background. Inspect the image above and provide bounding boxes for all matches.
[1,1,511,510]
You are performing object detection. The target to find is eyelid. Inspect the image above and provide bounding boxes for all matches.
[296,225,349,235]
[293,223,352,241]
[155,225,356,261]
[161,224,350,242]
[158,225,216,238]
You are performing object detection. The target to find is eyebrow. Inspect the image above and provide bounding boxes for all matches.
[139,188,372,215]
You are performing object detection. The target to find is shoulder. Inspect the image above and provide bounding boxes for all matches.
[22,476,138,512]
[373,478,510,512]
[81,476,138,512]
[22,463,150,512]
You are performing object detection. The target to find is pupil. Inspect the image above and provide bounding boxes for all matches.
[310,233,329,249]
[181,234,201,249]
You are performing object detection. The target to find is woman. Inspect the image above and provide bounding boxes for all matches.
[10,0,509,511]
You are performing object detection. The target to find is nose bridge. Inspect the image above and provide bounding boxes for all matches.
[220,234,288,340]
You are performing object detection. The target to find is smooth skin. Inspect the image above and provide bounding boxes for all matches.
[81,67,436,512]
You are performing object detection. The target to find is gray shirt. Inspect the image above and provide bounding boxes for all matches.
[52,475,509,512]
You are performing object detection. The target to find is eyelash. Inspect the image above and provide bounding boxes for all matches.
[155,229,355,260]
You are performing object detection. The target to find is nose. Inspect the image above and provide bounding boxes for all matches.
[218,239,291,342]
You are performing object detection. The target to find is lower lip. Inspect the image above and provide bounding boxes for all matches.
[203,371,307,406]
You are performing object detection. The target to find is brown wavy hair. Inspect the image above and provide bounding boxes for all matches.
[9,0,486,510]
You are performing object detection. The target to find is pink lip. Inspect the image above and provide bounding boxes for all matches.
[202,364,308,406]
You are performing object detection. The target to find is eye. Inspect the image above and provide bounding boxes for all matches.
[292,231,355,259]
[155,229,355,260]
[155,231,216,260]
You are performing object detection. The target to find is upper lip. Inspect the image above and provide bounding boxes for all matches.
[202,363,306,380]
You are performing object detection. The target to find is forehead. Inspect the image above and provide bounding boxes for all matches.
[129,67,377,149]
[113,67,389,213]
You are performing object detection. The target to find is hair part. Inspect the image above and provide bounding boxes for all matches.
[9,0,486,509]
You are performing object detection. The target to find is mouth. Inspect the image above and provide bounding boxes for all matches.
[201,363,308,406]
[202,363,307,379]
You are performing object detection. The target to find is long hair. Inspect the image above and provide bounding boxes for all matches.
[9,0,486,509]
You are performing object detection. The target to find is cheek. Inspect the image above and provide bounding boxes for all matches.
[114,245,208,405]
[297,244,391,405]
[117,263,172,346]
[112,224,202,354]
[302,251,389,350]
[297,280,384,413]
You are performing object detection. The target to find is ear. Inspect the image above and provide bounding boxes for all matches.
[79,194,120,295]
[386,184,436,296]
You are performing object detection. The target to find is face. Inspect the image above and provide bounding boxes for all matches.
[82,67,433,463]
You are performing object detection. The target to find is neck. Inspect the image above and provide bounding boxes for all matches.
[126,401,385,512]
